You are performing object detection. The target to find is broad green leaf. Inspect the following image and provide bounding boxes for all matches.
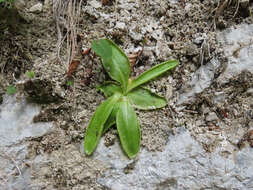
[26,71,35,79]
[84,93,121,155]
[127,87,167,110]
[127,60,178,92]
[92,39,130,92]
[6,85,16,95]
[97,81,122,98]
[116,97,141,158]
[103,102,120,134]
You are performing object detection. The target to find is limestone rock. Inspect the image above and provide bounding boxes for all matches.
[29,3,43,13]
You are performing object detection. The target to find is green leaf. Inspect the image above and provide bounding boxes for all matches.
[116,97,141,158]
[84,93,121,155]
[6,85,16,95]
[127,60,179,92]
[66,80,73,86]
[26,71,35,79]
[92,39,130,92]
[127,87,167,110]
[103,102,120,134]
[97,81,122,98]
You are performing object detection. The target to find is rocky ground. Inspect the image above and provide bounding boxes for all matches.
[0,0,253,189]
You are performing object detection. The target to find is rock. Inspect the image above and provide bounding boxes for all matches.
[177,58,220,104]
[129,30,142,41]
[217,24,253,84]
[29,3,43,13]
[185,42,199,56]
[89,0,102,9]
[93,127,253,189]
[206,112,219,122]
[0,95,53,146]
[165,84,173,100]
[14,0,26,10]
[202,107,210,115]
[196,120,203,126]
[155,40,172,59]
[178,24,253,105]
[0,95,53,189]
[115,22,126,30]
[246,88,253,95]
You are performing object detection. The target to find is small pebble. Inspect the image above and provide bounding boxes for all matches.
[29,3,43,13]
[206,112,219,122]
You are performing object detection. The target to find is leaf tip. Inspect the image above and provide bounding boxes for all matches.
[127,151,139,159]
[173,60,179,67]
[85,150,91,156]
[84,144,92,156]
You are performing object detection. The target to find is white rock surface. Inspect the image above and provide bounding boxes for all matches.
[0,95,53,190]
[178,24,253,105]
[177,58,220,104]
[205,112,219,122]
[217,24,253,84]
[89,0,102,9]
[0,95,52,146]
[94,128,253,190]
[29,3,43,13]
[115,22,126,30]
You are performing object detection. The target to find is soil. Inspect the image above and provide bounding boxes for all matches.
[0,0,253,189]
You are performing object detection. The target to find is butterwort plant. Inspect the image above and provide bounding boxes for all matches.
[84,39,178,158]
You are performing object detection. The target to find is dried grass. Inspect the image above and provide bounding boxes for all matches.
[53,0,83,70]
[212,0,241,30]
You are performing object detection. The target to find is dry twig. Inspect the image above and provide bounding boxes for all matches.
[212,0,241,30]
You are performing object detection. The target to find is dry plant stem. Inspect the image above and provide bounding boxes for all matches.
[215,0,229,20]
[199,38,210,65]
[213,0,241,29]
[212,0,229,30]
[0,55,5,74]
[54,0,62,61]
[68,0,83,64]
[53,0,65,64]
[233,0,240,17]
[67,0,74,65]
[53,0,83,69]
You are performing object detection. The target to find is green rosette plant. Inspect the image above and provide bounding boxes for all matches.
[84,39,178,158]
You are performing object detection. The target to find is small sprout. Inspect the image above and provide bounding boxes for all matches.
[66,80,73,86]
[141,38,148,45]
[6,85,17,95]
[84,39,179,158]
[26,70,35,79]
